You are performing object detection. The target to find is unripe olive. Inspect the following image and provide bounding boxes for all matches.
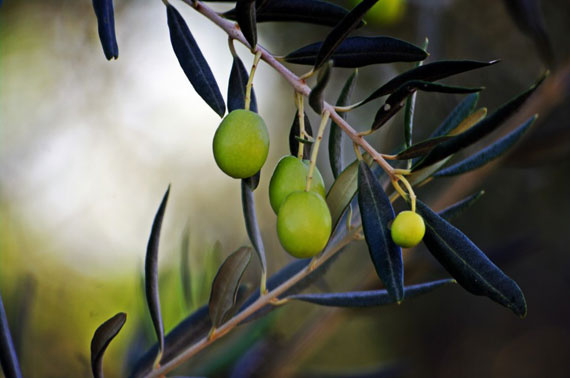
[277,191,332,258]
[391,210,425,248]
[268,155,326,214]
[212,109,269,179]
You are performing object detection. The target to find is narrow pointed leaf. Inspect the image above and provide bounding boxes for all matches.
[431,93,480,138]
[395,136,453,160]
[289,111,313,160]
[416,200,527,317]
[438,190,485,222]
[414,75,544,170]
[236,0,257,49]
[92,0,119,60]
[91,313,127,378]
[180,227,192,309]
[289,279,455,307]
[330,70,358,178]
[145,186,170,357]
[209,247,252,328]
[285,36,427,68]
[314,0,379,70]
[358,60,498,107]
[309,61,333,114]
[434,115,537,177]
[224,0,353,27]
[241,180,267,275]
[0,291,22,378]
[167,4,225,117]
[372,81,483,130]
[228,56,257,113]
[358,161,403,301]
[404,38,429,149]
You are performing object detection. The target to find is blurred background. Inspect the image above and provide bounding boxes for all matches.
[1,0,569,377]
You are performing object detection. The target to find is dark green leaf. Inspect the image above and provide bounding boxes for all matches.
[167,4,226,117]
[236,0,257,49]
[358,60,498,107]
[372,81,483,130]
[431,93,480,138]
[326,157,359,229]
[403,38,428,149]
[329,70,358,178]
[434,115,537,177]
[414,75,544,170]
[228,56,257,113]
[358,161,403,302]
[209,247,252,328]
[224,0,353,27]
[289,279,455,307]
[416,200,527,317]
[145,185,170,357]
[289,111,313,160]
[92,0,119,60]
[180,226,192,310]
[309,61,333,114]
[395,136,453,160]
[91,313,127,378]
[241,180,267,274]
[438,190,485,222]
[285,36,427,68]
[0,290,22,378]
[314,0,379,70]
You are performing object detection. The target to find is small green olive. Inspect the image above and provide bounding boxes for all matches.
[268,155,326,214]
[212,109,269,179]
[277,191,332,258]
[391,210,425,248]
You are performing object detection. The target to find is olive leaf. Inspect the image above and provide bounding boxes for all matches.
[438,190,485,222]
[288,279,455,307]
[241,180,267,275]
[358,161,403,302]
[431,93,480,138]
[236,0,257,49]
[145,185,170,358]
[180,226,192,310]
[228,55,258,113]
[329,70,358,178]
[91,313,127,378]
[403,38,429,149]
[92,0,119,60]
[395,136,453,160]
[289,111,313,160]
[0,290,22,378]
[309,61,333,114]
[223,0,353,27]
[285,36,427,68]
[434,115,537,177]
[416,200,527,317]
[209,247,252,328]
[313,0,379,70]
[327,156,364,230]
[166,4,226,117]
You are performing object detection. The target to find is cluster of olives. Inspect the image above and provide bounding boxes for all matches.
[212,109,425,260]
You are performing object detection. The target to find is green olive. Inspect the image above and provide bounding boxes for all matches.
[391,210,425,248]
[268,155,326,214]
[212,109,269,179]
[277,191,332,258]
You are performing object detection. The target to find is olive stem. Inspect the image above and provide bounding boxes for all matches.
[245,50,262,111]
[306,111,330,192]
[296,93,306,159]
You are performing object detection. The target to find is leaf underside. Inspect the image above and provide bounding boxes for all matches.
[92,0,119,60]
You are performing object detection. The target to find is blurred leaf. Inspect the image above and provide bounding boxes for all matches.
[166,4,226,117]
[289,279,455,307]
[395,136,452,160]
[404,38,429,149]
[434,115,537,177]
[236,0,257,49]
[358,161,403,302]
[358,60,498,107]
[314,0,379,70]
[414,75,544,170]
[309,61,333,114]
[285,36,427,68]
[224,0,352,27]
[91,313,126,378]
[430,93,480,138]
[209,247,252,328]
[0,291,22,378]
[438,190,485,222]
[372,81,483,131]
[241,180,267,274]
[228,55,258,113]
[416,201,527,317]
[503,0,554,66]
[289,111,313,160]
[329,70,358,178]
[92,0,119,60]
[180,227,192,310]
[145,185,170,357]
